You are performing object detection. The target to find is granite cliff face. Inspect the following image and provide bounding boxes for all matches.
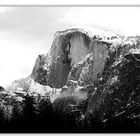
[31,29,113,90]
[68,40,110,87]
[48,29,91,88]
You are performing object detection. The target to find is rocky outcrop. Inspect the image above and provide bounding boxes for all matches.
[29,28,118,99]
[47,29,112,89]
[48,29,91,88]
[30,29,91,88]
[31,54,51,86]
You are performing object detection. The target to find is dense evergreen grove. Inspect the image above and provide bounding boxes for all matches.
[0,93,139,133]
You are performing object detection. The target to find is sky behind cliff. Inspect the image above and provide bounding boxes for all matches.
[0,7,140,87]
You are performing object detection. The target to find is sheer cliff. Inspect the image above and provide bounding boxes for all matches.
[31,28,114,90]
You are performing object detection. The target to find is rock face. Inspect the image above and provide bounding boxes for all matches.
[31,28,112,90]
[85,38,140,130]
[31,54,51,86]
[68,40,110,86]
[48,29,90,88]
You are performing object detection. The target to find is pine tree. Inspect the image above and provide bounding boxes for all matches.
[11,101,23,132]
[22,94,38,131]
[0,105,5,132]
[37,97,54,132]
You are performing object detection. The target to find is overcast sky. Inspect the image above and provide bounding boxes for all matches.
[0,7,140,87]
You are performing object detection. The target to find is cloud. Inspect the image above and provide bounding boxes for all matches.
[0,7,70,37]
[59,7,140,36]
[0,7,76,51]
